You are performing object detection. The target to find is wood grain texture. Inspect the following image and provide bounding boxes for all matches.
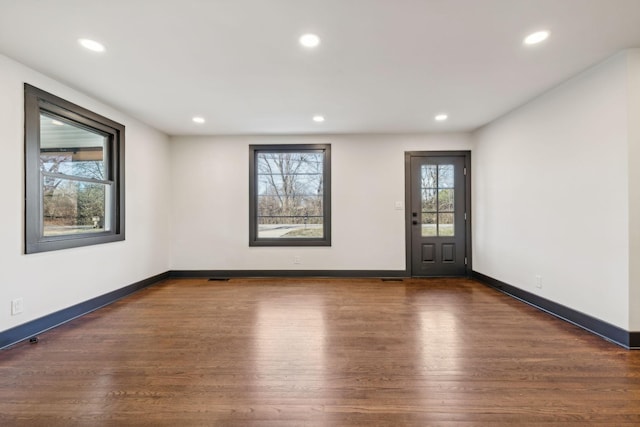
[1,277,639,426]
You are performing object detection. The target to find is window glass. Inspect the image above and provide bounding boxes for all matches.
[250,145,331,246]
[39,113,111,236]
[420,164,455,237]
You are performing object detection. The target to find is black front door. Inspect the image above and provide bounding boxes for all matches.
[409,153,469,276]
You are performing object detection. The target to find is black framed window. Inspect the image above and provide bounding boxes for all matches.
[249,144,331,246]
[24,84,125,254]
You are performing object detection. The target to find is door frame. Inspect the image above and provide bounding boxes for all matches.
[404,150,472,277]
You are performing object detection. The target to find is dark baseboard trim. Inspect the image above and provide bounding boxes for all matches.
[170,269,408,279]
[630,332,640,348]
[0,271,170,350]
[472,271,638,350]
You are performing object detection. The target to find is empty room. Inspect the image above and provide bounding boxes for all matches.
[1,0,640,425]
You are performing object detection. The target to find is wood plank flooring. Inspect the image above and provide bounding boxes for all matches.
[1,277,639,426]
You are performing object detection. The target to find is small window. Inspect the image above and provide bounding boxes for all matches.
[249,144,331,246]
[24,84,125,253]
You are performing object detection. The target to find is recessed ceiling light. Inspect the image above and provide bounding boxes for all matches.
[192,116,205,124]
[51,119,64,126]
[312,115,325,122]
[78,38,105,52]
[299,34,321,48]
[523,31,550,45]
[435,114,448,122]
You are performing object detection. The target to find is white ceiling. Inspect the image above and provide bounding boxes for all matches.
[1,0,640,136]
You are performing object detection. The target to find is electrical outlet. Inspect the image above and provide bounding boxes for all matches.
[293,256,302,265]
[535,275,542,289]
[11,298,24,316]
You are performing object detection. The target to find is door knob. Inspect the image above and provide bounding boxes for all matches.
[412,220,418,225]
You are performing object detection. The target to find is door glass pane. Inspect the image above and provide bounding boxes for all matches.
[421,213,437,236]
[42,177,111,236]
[438,165,455,236]
[438,213,454,236]
[40,113,107,181]
[438,189,454,212]
[420,162,456,237]
[422,189,437,211]
[438,165,454,188]
[421,165,437,188]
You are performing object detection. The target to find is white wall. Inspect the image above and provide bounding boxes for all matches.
[628,49,640,331]
[472,52,632,329]
[0,54,171,333]
[169,133,471,271]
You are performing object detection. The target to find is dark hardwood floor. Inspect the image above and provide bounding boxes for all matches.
[1,277,639,426]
